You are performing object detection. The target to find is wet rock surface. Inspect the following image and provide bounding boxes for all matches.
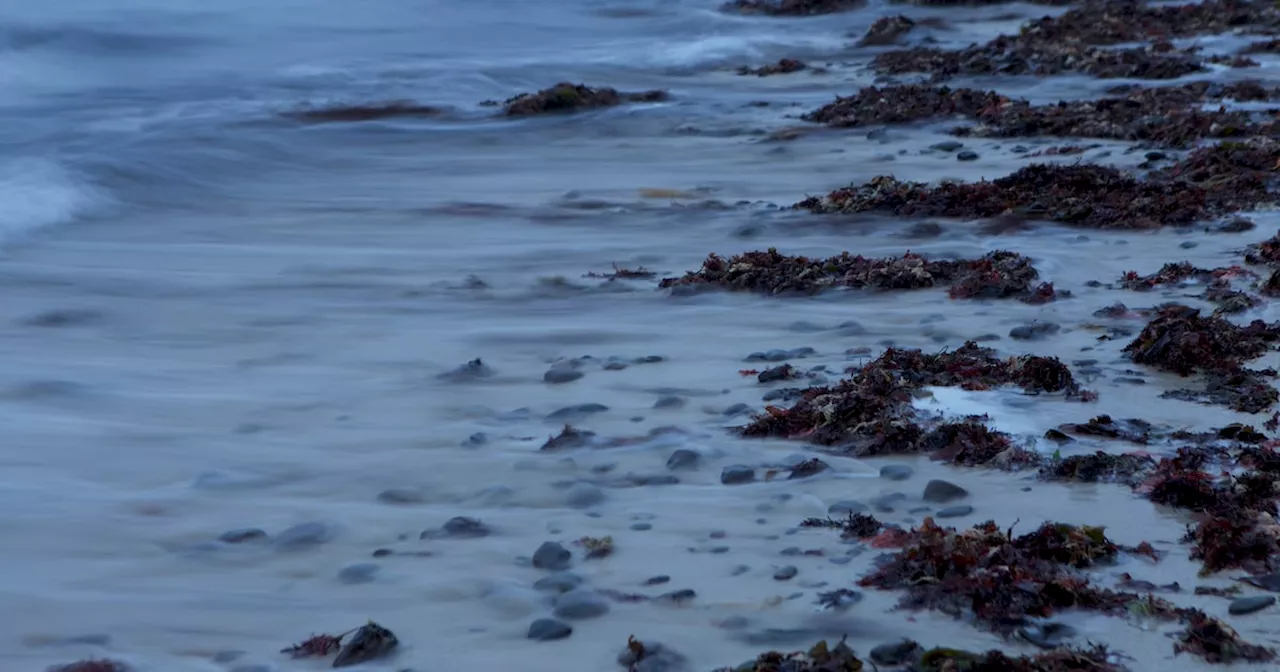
[502,83,667,116]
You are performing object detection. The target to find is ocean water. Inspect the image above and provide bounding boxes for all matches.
[3,0,1280,670]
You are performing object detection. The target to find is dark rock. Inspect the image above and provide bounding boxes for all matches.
[337,563,380,584]
[424,516,491,539]
[957,150,980,161]
[544,368,584,384]
[376,488,426,505]
[527,618,573,641]
[723,403,753,417]
[645,575,671,586]
[333,621,398,668]
[787,458,830,479]
[1241,573,1280,592]
[437,358,495,382]
[218,528,268,544]
[721,465,756,485]
[931,140,964,152]
[666,449,702,471]
[922,479,968,503]
[532,541,572,571]
[880,464,914,481]
[1009,322,1062,341]
[1230,595,1276,615]
[617,638,688,672]
[553,588,610,619]
[657,588,697,604]
[503,83,667,116]
[774,565,799,581]
[630,522,653,531]
[1018,622,1078,649]
[936,504,974,518]
[462,432,488,447]
[546,404,609,422]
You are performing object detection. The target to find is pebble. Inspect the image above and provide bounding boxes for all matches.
[534,572,584,593]
[532,541,572,571]
[274,522,333,550]
[553,588,610,619]
[544,368,584,384]
[828,500,868,515]
[657,588,697,604]
[377,488,426,505]
[666,449,702,471]
[936,504,974,518]
[879,464,913,481]
[1229,595,1276,615]
[527,618,573,641]
[722,403,752,417]
[922,479,968,503]
[930,140,964,152]
[956,150,979,161]
[462,432,488,447]
[545,403,609,422]
[630,522,653,531]
[653,395,686,409]
[337,563,380,584]
[437,516,491,538]
[721,465,756,485]
[872,492,907,512]
[645,575,671,586]
[1009,322,1061,341]
[218,528,268,544]
[565,482,605,508]
[774,566,799,581]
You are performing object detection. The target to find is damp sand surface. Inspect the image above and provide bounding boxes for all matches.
[4,0,1280,670]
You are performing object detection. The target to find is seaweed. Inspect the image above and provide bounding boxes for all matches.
[738,58,808,76]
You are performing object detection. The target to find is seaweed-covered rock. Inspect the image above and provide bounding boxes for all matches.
[660,248,1058,302]
[803,85,1005,127]
[738,58,808,76]
[720,0,865,16]
[503,83,666,116]
[856,16,916,47]
[1123,304,1280,376]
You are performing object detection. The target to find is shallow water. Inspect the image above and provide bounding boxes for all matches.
[4,0,1280,670]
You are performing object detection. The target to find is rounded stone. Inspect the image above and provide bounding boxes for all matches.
[440,516,491,538]
[527,618,573,641]
[666,449,702,471]
[274,522,333,550]
[544,369,584,384]
[532,541,572,571]
[922,479,968,503]
[534,571,585,594]
[376,488,426,505]
[936,505,974,518]
[721,465,756,485]
[879,465,914,481]
[773,565,799,581]
[1229,595,1276,615]
[553,588,610,620]
[337,563,380,584]
[218,528,268,544]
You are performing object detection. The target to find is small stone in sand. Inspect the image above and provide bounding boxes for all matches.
[657,588,697,604]
[922,479,968,503]
[930,140,963,152]
[532,541,572,571]
[376,488,426,505]
[666,449,702,470]
[337,563,380,584]
[1230,596,1276,615]
[957,150,980,161]
[645,575,671,586]
[654,395,686,409]
[879,464,913,481]
[534,571,585,593]
[544,368,584,384]
[218,528,267,544]
[439,516,491,538]
[721,465,756,485]
[527,618,573,641]
[936,504,974,518]
[274,522,333,551]
[553,588,610,619]
[565,482,605,508]
[774,565,799,581]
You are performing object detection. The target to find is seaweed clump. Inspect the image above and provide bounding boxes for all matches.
[503,83,667,116]
[806,82,1280,149]
[1122,304,1280,412]
[1176,609,1277,663]
[713,639,1128,672]
[1245,230,1280,265]
[872,0,1280,81]
[858,518,1182,632]
[1039,451,1156,485]
[659,248,1059,302]
[742,341,1085,461]
[1119,263,1259,314]
[799,139,1280,229]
